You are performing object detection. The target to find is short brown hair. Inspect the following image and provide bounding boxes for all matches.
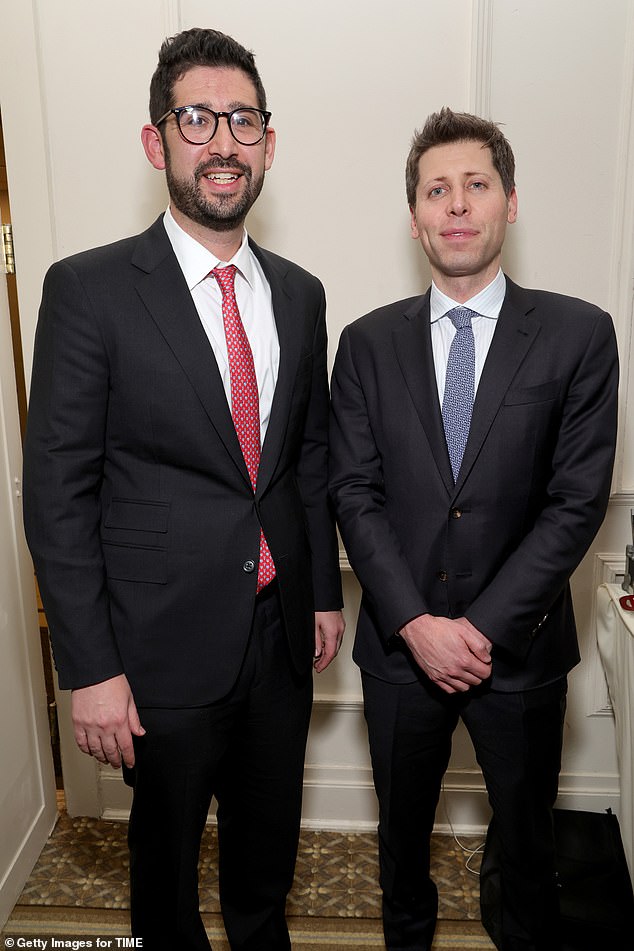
[405,107,515,207]
[149,28,267,125]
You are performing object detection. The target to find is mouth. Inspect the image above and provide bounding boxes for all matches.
[441,229,478,239]
[197,160,250,188]
[204,172,241,184]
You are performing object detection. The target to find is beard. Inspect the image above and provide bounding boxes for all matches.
[165,153,265,232]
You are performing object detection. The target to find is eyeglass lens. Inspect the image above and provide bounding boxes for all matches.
[178,107,266,145]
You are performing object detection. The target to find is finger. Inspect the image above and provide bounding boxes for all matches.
[112,721,137,769]
[74,728,90,755]
[442,675,477,692]
[313,644,331,672]
[459,651,492,678]
[314,631,341,671]
[436,680,459,695]
[127,699,146,737]
[101,742,123,769]
[470,659,493,679]
[438,675,475,694]
[461,628,493,660]
[430,663,483,692]
[314,647,333,671]
[87,740,108,764]
[313,628,324,659]
[116,737,136,769]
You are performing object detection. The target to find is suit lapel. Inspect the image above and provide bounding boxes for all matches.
[456,279,541,489]
[250,241,301,495]
[131,217,249,485]
[392,280,541,495]
[392,293,455,493]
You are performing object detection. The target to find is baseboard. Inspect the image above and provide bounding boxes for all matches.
[99,765,621,833]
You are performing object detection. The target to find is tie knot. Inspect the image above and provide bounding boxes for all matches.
[212,265,237,296]
[446,305,477,331]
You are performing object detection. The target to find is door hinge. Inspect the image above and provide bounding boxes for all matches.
[2,223,15,274]
[48,700,59,746]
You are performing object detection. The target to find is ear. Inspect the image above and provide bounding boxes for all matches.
[507,186,518,224]
[410,206,420,240]
[141,124,167,171]
[263,127,276,171]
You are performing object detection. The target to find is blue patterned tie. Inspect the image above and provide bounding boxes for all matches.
[442,306,476,482]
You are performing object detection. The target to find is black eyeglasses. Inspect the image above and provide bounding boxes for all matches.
[155,105,272,146]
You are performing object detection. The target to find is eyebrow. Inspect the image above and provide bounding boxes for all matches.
[422,170,494,187]
[183,100,258,112]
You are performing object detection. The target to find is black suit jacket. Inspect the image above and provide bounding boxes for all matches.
[329,278,618,690]
[24,216,342,706]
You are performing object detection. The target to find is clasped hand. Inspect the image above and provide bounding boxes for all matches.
[399,614,492,694]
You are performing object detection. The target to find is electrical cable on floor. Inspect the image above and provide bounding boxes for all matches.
[440,783,485,877]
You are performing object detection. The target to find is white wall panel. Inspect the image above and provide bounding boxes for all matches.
[181,0,472,348]
[488,0,630,305]
[2,0,632,830]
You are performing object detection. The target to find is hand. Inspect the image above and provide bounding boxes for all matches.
[399,614,492,694]
[313,610,346,672]
[71,673,145,769]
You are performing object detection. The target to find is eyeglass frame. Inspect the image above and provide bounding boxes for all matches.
[155,105,272,146]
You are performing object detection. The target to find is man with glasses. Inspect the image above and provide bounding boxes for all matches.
[24,28,344,951]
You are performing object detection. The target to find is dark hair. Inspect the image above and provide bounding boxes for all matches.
[149,27,267,124]
[405,107,515,206]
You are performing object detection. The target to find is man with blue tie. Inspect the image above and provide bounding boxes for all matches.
[329,108,619,950]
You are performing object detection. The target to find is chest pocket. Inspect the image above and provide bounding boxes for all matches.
[503,380,560,406]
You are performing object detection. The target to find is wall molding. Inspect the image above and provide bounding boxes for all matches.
[99,756,621,832]
[161,0,181,35]
[592,553,627,587]
[606,0,634,326]
[470,0,495,116]
[313,694,362,708]
[609,491,634,507]
[607,1,634,492]
[584,553,626,717]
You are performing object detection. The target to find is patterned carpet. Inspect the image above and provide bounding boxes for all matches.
[3,813,495,948]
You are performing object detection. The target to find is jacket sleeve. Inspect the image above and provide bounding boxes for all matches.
[295,284,343,611]
[329,324,428,638]
[23,260,124,689]
[467,309,619,657]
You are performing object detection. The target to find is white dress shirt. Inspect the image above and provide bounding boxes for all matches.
[163,207,280,445]
[430,269,507,404]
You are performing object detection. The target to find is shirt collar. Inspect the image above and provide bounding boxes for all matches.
[162,206,255,292]
[430,268,507,324]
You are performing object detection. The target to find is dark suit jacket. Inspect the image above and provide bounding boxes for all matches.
[24,216,342,706]
[329,278,618,691]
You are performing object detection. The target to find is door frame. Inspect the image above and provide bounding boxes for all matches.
[0,1,101,817]
[0,213,57,929]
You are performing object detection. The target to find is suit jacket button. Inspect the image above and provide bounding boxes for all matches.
[450,508,462,519]
[243,560,256,573]
[437,570,448,582]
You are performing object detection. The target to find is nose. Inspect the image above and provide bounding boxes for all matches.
[207,116,238,156]
[448,187,469,216]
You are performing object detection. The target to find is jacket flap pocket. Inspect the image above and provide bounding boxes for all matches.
[105,498,169,533]
[103,542,167,584]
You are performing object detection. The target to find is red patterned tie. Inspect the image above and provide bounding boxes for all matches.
[212,266,276,592]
